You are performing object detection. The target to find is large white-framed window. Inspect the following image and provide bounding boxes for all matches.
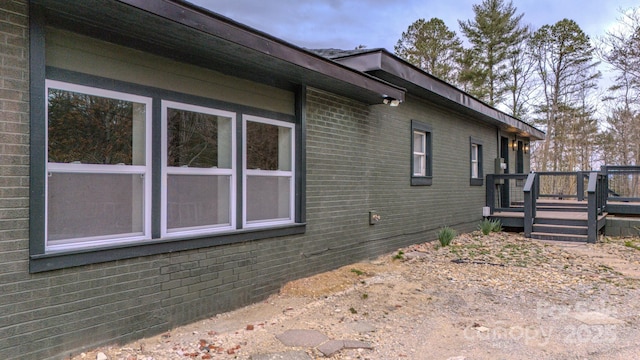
[45,80,152,251]
[161,101,236,236]
[243,115,295,227]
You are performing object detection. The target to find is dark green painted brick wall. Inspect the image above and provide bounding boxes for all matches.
[0,2,498,359]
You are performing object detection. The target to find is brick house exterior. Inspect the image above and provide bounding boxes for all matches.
[0,1,542,359]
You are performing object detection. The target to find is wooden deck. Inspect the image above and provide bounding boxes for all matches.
[486,169,640,242]
[489,199,610,242]
[492,210,606,222]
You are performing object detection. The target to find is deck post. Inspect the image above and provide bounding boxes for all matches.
[577,172,585,201]
[587,172,598,243]
[523,173,537,238]
[486,174,495,214]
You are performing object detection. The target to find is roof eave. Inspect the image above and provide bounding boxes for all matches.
[32,0,405,106]
[333,49,545,140]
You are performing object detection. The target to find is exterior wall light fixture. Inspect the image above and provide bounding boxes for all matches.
[382,96,400,107]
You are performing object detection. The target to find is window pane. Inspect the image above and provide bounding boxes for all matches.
[413,154,425,176]
[167,174,231,230]
[246,175,291,222]
[47,173,144,243]
[471,145,478,161]
[48,88,146,165]
[167,108,232,168]
[246,121,291,171]
[413,132,425,153]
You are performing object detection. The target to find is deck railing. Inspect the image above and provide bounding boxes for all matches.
[534,171,594,201]
[603,165,640,201]
[602,165,640,215]
[485,174,529,213]
[486,167,640,243]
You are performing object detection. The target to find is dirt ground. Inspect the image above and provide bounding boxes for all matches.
[71,232,640,360]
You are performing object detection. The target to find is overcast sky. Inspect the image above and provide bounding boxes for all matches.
[189,0,637,51]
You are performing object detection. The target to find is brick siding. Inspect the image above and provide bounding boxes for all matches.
[0,2,497,358]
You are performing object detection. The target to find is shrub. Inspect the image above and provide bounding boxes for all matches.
[437,226,456,247]
[479,219,493,235]
[491,219,502,233]
[478,219,502,235]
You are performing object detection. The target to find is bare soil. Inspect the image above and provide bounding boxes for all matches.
[71,232,640,360]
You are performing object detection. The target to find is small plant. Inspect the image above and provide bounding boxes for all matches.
[350,268,365,276]
[490,219,502,233]
[478,219,493,235]
[437,226,456,247]
[478,219,502,235]
[393,250,404,260]
[349,307,357,314]
[361,293,369,300]
[624,240,640,251]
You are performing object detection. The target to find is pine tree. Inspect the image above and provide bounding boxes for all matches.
[458,0,528,106]
[395,18,463,83]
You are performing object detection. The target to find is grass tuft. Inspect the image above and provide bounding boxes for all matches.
[437,226,457,247]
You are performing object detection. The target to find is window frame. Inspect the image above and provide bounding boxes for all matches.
[242,115,296,228]
[30,67,306,273]
[161,100,237,237]
[44,80,153,252]
[470,137,483,186]
[411,120,432,186]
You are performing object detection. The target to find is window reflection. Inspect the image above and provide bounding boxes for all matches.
[246,121,291,171]
[167,108,232,168]
[48,88,146,165]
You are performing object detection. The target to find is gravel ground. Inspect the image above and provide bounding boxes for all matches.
[71,232,640,360]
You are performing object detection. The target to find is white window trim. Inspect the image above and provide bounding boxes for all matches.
[242,115,295,228]
[413,130,426,177]
[160,100,237,237]
[44,80,153,252]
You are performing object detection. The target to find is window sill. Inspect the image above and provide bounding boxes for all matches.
[29,223,306,273]
[411,176,432,186]
[470,178,484,186]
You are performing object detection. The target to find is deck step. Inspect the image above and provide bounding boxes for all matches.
[536,206,587,212]
[534,217,587,227]
[532,223,588,235]
[530,232,588,242]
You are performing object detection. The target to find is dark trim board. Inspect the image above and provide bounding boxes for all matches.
[30,224,306,273]
[607,203,640,215]
[28,5,47,257]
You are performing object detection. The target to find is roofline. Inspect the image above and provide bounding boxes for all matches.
[112,0,406,104]
[330,48,545,140]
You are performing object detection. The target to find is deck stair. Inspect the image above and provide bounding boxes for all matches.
[530,200,590,242]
